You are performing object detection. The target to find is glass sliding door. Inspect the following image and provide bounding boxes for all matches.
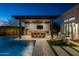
[64,23,70,36]
[64,22,78,40]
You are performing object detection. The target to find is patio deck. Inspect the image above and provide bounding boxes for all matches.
[32,39,55,56]
[17,35,79,56]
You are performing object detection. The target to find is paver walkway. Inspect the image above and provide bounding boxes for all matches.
[32,39,79,56]
[32,39,55,56]
[52,46,69,56]
[19,35,79,56]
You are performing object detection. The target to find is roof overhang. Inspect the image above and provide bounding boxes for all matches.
[12,15,60,19]
[12,15,60,23]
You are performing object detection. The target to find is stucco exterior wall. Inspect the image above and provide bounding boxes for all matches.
[61,4,79,40]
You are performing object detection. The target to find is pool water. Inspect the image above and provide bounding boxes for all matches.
[0,36,35,56]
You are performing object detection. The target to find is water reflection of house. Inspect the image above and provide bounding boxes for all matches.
[61,4,79,40]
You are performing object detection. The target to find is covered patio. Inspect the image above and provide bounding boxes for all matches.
[12,15,60,39]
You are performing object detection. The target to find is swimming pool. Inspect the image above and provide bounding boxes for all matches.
[0,36,35,56]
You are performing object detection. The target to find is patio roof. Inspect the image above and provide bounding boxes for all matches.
[12,15,60,39]
[12,15,60,19]
[12,15,60,24]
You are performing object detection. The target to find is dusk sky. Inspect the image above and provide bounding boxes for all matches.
[0,3,77,25]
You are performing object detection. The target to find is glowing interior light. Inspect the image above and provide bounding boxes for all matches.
[64,19,68,22]
[69,17,75,21]
[64,17,75,22]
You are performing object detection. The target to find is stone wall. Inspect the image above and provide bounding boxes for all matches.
[0,27,23,36]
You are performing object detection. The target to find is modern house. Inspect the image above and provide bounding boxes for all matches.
[61,4,79,40]
[13,16,59,38]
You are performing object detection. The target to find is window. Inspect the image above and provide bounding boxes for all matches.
[64,17,75,23]
[37,25,43,29]
[64,19,68,22]
[69,17,75,21]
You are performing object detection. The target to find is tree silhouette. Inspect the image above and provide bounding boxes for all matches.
[7,17,19,26]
